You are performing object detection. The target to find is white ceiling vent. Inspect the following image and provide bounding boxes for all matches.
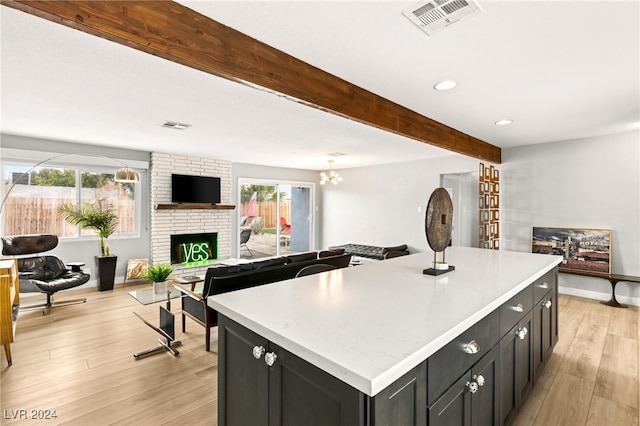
[162,121,191,130]
[403,0,482,36]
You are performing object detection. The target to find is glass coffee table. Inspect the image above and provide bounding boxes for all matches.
[128,286,182,305]
[128,287,183,359]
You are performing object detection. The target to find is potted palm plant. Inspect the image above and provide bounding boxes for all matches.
[145,263,173,294]
[58,200,119,291]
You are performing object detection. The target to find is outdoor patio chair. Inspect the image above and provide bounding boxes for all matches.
[280,217,291,233]
[239,227,253,256]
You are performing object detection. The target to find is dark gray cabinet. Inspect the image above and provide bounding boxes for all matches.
[216,266,560,426]
[428,345,500,426]
[532,270,558,383]
[218,315,364,426]
[499,311,533,426]
[369,362,427,426]
[218,315,269,426]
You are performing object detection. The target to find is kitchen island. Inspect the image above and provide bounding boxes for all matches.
[209,247,562,425]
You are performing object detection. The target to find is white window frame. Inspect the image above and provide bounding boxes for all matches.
[1,151,145,241]
[237,177,316,258]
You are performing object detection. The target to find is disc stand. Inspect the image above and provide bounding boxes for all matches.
[423,249,455,276]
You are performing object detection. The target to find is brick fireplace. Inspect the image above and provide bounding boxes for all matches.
[150,152,233,277]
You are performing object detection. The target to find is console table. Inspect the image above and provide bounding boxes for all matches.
[560,269,640,308]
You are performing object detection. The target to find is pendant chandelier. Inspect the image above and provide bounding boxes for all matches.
[320,159,343,186]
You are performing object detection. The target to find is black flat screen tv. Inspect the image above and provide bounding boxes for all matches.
[171,174,221,204]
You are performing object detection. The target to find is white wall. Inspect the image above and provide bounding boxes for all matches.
[320,155,479,252]
[502,130,640,305]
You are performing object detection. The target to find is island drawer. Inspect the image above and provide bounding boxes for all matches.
[499,284,533,337]
[533,269,556,305]
[427,309,499,405]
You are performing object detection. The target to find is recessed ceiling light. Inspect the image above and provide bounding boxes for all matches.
[495,119,513,126]
[162,121,192,130]
[433,80,457,91]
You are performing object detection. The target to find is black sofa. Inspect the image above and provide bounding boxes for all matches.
[329,243,409,260]
[178,250,352,351]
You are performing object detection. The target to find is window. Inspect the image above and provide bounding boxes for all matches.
[2,163,138,238]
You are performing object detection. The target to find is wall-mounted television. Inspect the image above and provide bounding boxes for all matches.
[171,174,221,204]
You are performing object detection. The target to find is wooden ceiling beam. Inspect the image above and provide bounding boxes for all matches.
[2,0,501,163]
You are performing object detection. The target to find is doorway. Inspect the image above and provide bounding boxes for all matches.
[440,172,479,247]
[238,179,314,259]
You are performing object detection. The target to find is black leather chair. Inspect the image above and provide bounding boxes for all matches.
[1,234,90,311]
[295,264,337,277]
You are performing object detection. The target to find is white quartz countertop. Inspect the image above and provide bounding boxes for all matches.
[208,246,562,396]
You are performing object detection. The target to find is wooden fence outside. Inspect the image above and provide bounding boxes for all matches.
[3,198,136,237]
[240,201,290,229]
[4,197,285,236]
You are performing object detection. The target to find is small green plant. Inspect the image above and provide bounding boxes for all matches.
[145,263,173,282]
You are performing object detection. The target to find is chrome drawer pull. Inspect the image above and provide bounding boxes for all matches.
[464,340,480,354]
[543,300,552,309]
[516,327,528,340]
[466,375,485,394]
[264,352,278,367]
[473,374,485,387]
[514,303,525,312]
[252,345,266,360]
[539,282,549,289]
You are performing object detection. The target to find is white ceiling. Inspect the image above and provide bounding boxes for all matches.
[1,1,638,170]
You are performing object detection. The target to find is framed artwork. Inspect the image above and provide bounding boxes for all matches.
[531,227,611,274]
[126,258,149,281]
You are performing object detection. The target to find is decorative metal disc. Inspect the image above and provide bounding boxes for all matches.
[425,188,454,252]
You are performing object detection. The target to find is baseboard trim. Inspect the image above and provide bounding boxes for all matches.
[558,285,640,307]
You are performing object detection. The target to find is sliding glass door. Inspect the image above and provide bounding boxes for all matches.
[238,179,314,259]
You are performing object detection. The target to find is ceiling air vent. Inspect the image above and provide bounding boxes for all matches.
[403,0,482,36]
[162,121,191,130]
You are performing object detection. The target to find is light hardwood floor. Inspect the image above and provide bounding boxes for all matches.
[1,286,638,425]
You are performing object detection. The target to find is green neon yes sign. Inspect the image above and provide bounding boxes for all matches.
[181,242,210,263]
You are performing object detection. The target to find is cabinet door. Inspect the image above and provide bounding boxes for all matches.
[371,362,427,426]
[268,341,365,426]
[547,288,558,358]
[471,345,499,426]
[429,370,472,426]
[499,311,533,426]
[516,312,534,404]
[429,348,498,426]
[533,291,555,382]
[218,315,270,426]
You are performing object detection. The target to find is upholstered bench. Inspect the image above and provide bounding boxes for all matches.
[329,243,409,260]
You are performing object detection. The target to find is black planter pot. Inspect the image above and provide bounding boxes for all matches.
[97,255,117,291]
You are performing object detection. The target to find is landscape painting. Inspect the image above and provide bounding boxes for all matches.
[531,227,611,274]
